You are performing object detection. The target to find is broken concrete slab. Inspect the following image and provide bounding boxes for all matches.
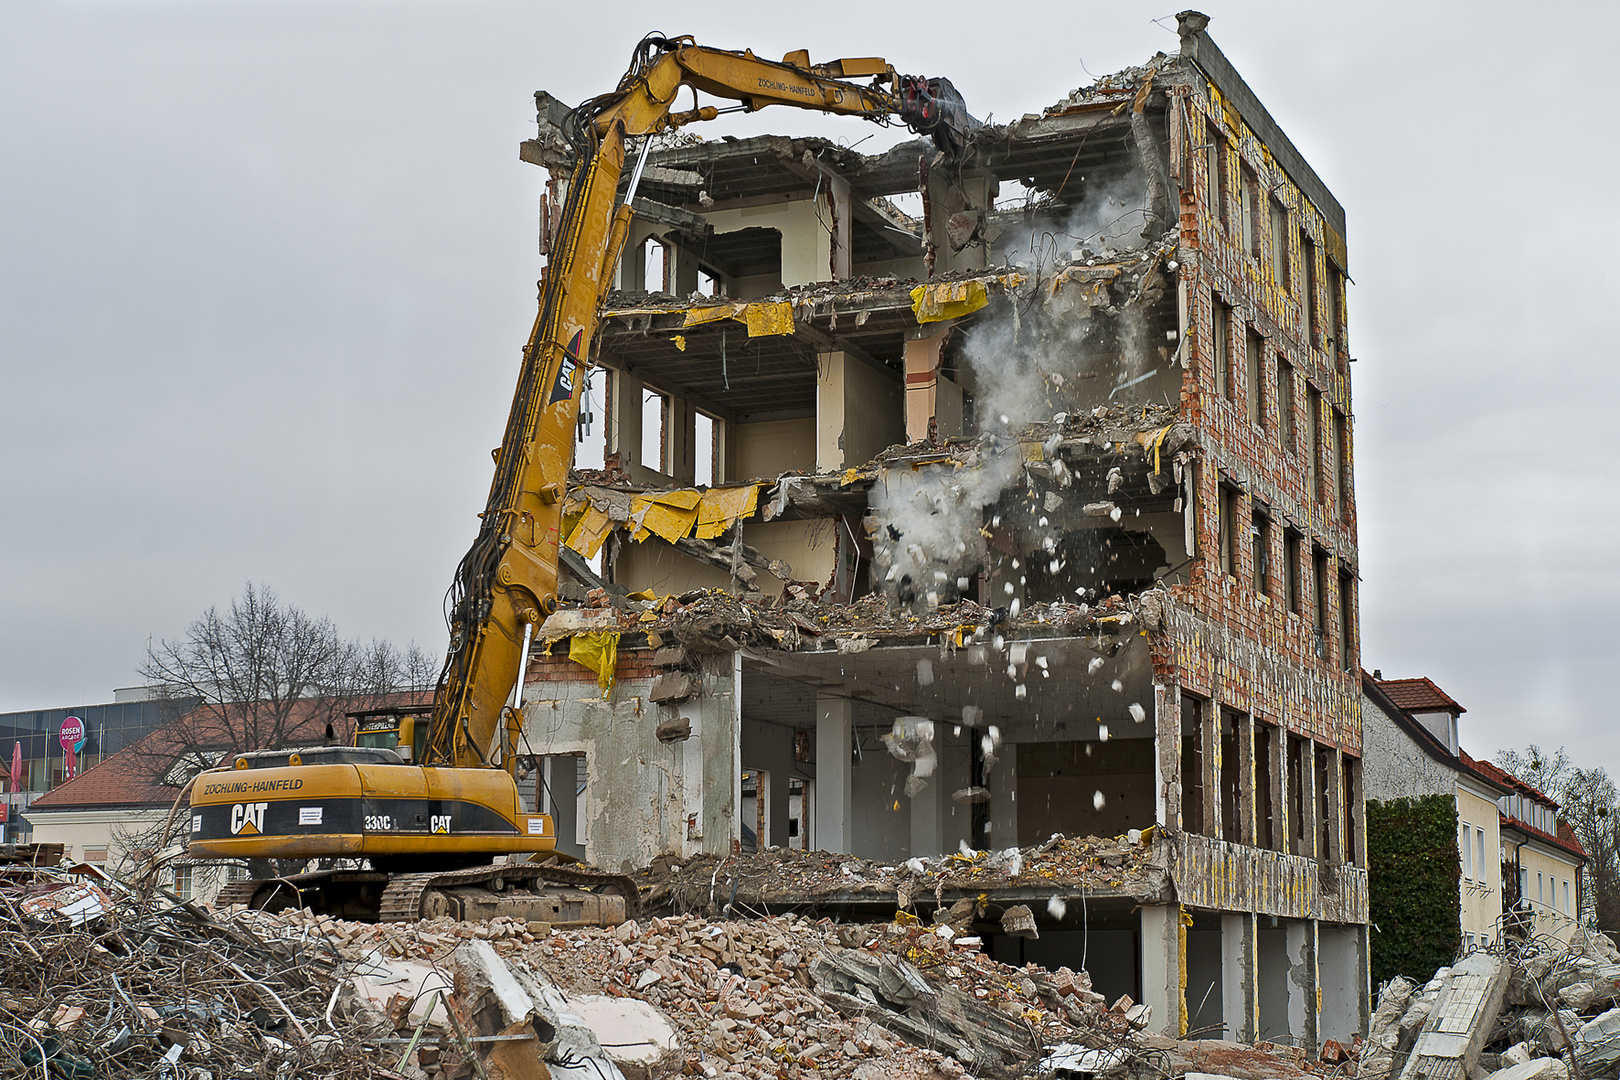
[1486,1060,1568,1080]
[1361,976,1417,1080]
[1397,952,1509,1080]
[568,995,682,1080]
[1575,1006,1620,1076]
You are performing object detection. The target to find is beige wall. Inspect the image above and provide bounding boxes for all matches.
[27,806,238,905]
[732,418,815,480]
[1515,839,1582,945]
[1456,785,1503,947]
[816,351,904,471]
[611,518,840,597]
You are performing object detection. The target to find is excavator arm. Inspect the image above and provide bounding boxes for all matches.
[424,35,974,767]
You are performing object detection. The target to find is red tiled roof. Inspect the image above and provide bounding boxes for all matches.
[27,693,427,811]
[1468,755,1556,807]
[1374,676,1466,715]
[1462,755,1589,864]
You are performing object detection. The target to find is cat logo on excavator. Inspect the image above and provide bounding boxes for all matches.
[231,802,268,835]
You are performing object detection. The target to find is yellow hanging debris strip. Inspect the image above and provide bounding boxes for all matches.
[695,484,762,540]
[563,506,615,559]
[568,631,621,694]
[681,300,796,338]
[672,334,687,351]
[910,279,989,323]
[630,488,704,544]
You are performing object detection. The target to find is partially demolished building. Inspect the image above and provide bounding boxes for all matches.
[517,12,1366,1048]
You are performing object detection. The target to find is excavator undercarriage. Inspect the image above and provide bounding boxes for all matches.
[217,861,640,925]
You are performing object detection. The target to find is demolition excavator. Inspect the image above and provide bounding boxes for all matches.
[187,36,976,923]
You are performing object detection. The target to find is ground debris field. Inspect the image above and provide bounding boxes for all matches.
[8,844,1620,1080]
[2,842,1317,1080]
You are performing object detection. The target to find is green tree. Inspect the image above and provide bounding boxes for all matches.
[1498,744,1619,931]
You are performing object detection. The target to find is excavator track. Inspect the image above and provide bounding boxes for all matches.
[378,862,641,923]
[219,863,639,925]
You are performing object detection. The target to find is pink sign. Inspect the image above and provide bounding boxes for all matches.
[60,717,84,780]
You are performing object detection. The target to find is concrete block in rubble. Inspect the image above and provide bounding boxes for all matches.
[1486,1059,1568,1080]
[1575,1007,1620,1076]
[1360,977,1418,1080]
[1397,952,1510,1080]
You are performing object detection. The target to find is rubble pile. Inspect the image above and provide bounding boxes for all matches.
[641,831,1164,914]
[0,864,375,1079]
[252,906,1178,1080]
[1364,932,1620,1080]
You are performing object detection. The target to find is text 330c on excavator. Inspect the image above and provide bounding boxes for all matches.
[186,35,975,924]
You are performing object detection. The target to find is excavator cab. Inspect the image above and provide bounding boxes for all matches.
[350,706,431,764]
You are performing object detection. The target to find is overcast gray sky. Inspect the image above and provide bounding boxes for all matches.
[3,1,1614,777]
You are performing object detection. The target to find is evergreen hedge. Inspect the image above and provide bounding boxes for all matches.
[1367,794,1462,986]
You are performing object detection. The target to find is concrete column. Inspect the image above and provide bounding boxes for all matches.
[1221,913,1255,1042]
[607,368,644,471]
[815,694,853,853]
[911,763,944,858]
[904,327,948,443]
[1203,697,1221,843]
[1285,919,1319,1049]
[1238,713,1256,846]
[826,173,852,280]
[668,394,697,485]
[1139,903,1183,1038]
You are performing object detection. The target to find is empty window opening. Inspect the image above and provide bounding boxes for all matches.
[1284,528,1303,615]
[1246,328,1265,428]
[1208,132,1229,227]
[1241,166,1260,257]
[640,236,669,293]
[1181,693,1207,837]
[1306,384,1323,501]
[1315,744,1333,862]
[641,389,668,473]
[1256,722,1277,851]
[1220,708,1243,844]
[697,265,721,297]
[694,411,717,486]
[1276,357,1296,449]
[1312,545,1330,660]
[1333,408,1350,520]
[1212,298,1232,400]
[1342,755,1360,865]
[787,777,811,851]
[1338,567,1355,671]
[1288,733,1308,856]
[1302,232,1320,345]
[1270,199,1290,289]
[1327,266,1345,356]
[1251,508,1272,597]
[1217,483,1238,578]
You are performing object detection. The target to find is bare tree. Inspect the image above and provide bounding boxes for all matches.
[1499,744,1620,931]
[137,582,435,782]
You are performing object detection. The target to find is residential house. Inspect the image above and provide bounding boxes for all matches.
[1362,672,1586,950]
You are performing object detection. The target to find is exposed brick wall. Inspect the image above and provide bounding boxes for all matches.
[1156,80,1362,756]
[524,646,663,687]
